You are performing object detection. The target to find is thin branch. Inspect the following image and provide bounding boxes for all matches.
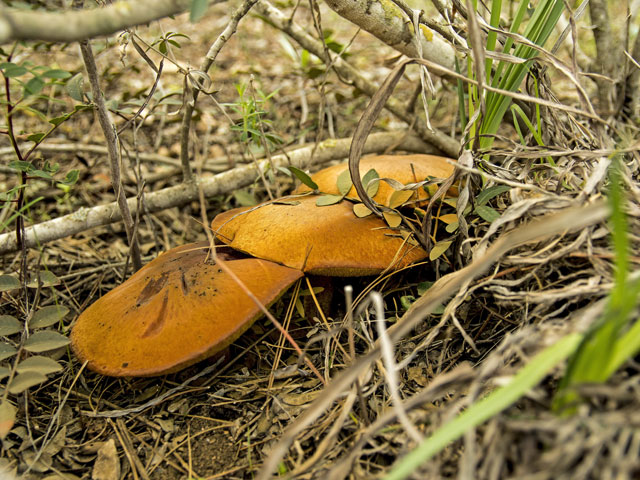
[256,0,460,156]
[0,0,199,44]
[179,0,259,182]
[0,131,430,254]
[256,200,610,480]
[79,41,142,272]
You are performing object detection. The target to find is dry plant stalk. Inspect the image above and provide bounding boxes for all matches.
[79,40,142,271]
[257,199,610,479]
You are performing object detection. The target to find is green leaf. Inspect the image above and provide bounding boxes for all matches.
[24,76,45,96]
[2,64,27,77]
[287,166,318,190]
[400,295,415,310]
[49,113,71,126]
[316,194,343,206]
[336,170,353,196]
[73,103,93,112]
[26,132,45,143]
[29,306,69,329]
[233,189,257,207]
[65,74,85,102]
[27,271,59,288]
[0,367,9,381]
[445,221,459,233]
[42,69,71,79]
[8,161,32,173]
[0,275,20,292]
[476,185,511,206]
[0,316,22,336]
[8,371,49,394]
[29,169,53,180]
[17,356,63,375]
[362,169,379,197]
[384,333,582,480]
[474,205,501,223]
[0,343,17,361]
[429,241,452,261]
[60,169,79,186]
[23,331,70,353]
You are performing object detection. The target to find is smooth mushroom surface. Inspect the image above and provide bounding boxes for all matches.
[211,196,427,276]
[293,154,456,203]
[71,242,302,377]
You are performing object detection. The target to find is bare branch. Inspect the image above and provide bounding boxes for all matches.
[256,0,460,156]
[0,0,193,44]
[323,0,455,69]
[80,40,142,271]
[0,132,432,254]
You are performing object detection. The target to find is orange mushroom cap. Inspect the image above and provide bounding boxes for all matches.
[211,196,427,276]
[293,154,457,204]
[71,243,302,377]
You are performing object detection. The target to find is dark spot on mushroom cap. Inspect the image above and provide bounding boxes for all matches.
[71,242,303,377]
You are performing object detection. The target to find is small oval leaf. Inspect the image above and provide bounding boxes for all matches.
[353,203,372,218]
[42,69,71,79]
[336,170,353,196]
[0,343,17,361]
[8,371,49,394]
[27,271,59,289]
[0,316,22,336]
[438,213,458,225]
[445,221,459,233]
[476,185,511,206]
[0,275,20,292]
[288,166,319,190]
[429,240,452,261]
[388,189,414,209]
[65,73,85,102]
[474,205,501,223]
[442,197,458,208]
[29,306,69,329]
[17,356,63,375]
[23,331,70,353]
[0,402,17,440]
[24,76,45,96]
[315,194,343,207]
[3,64,27,77]
[0,367,10,381]
[362,169,379,197]
[383,211,402,228]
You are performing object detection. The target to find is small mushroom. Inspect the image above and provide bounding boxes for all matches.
[71,242,302,376]
[293,154,456,204]
[211,196,427,276]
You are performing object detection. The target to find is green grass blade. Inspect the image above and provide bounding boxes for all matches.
[485,0,503,83]
[554,158,640,411]
[384,333,583,480]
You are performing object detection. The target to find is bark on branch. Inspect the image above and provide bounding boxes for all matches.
[256,0,460,156]
[0,0,193,44]
[0,132,432,254]
[323,0,455,70]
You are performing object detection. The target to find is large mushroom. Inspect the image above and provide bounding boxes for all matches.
[70,243,302,376]
[293,153,456,204]
[210,196,427,276]
[72,154,455,376]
